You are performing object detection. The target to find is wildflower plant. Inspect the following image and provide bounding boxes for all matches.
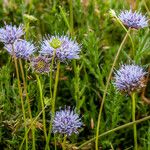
[40,35,81,62]
[52,107,82,136]
[118,10,148,29]
[1,1,150,150]
[114,64,147,150]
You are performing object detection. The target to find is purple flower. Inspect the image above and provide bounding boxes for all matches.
[4,39,36,59]
[30,55,52,73]
[114,64,147,93]
[52,107,82,136]
[118,10,148,29]
[0,24,24,44]
[40,35,81,61]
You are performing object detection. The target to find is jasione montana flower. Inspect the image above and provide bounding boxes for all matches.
[118,10,148,29]
[52,107,82,136]
[40,35,81,61]
[114,64,147,93]
[4,39,36,59]
[0,24,24,44]
[30,55,52,73]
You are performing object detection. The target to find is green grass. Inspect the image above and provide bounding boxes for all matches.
[0,0,150,149]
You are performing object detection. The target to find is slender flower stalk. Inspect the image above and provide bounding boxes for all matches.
[131,92,138,150]
[95,29,130,150]
[36,74,48,142]
[13,55,28,150]
[49,48,57,99]
[45,61,60,150]
[62,135,67,150]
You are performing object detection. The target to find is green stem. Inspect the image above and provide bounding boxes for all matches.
[52,61,60,119]
[95,29,130,150]
[73,61,80,111]
[131,92,138,150]
[62,135,67,150]
[78,115,150,149]
[19,59,36,150]
[49,49,57,102]
[45,62,60,150]
[115,16,134,53]
[13,56,28,150]
[36,75,47,142]
[54,134,57,150]
[45,48,58,149]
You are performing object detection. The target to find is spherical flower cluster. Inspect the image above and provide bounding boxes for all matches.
[40,35,81,61]
[52,107,82,136]
[114,64,147,93]
[0,24,24,44]
[30,56,52,73]
[4,39,36,60]
[118,10,148,29]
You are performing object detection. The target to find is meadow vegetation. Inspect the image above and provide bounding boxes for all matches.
[0,0,150,149]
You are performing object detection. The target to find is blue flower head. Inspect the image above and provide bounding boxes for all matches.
[114,64,147,94]
[31,55,51,74]
[40,35,81,61]
[52,107,82,136]
[0,24,24,44]
[118,10,148,29]
[4,39,36,60]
